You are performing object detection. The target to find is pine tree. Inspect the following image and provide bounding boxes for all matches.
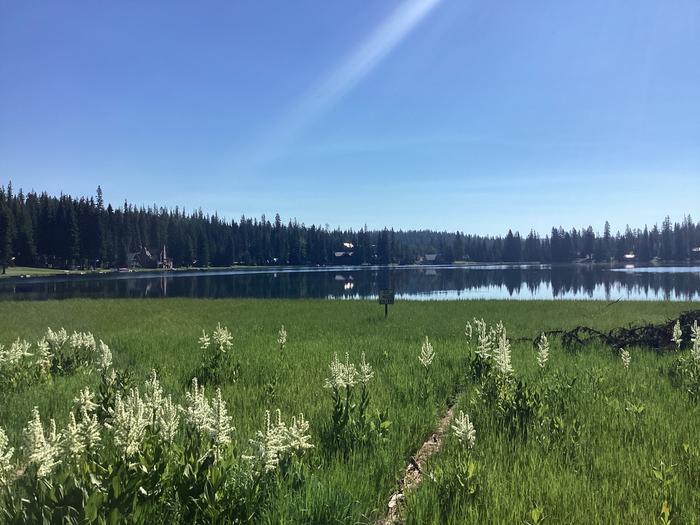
[15,207,36,266]
[0,204,13,273]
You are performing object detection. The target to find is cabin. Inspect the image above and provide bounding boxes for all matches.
[334,242,354,263]
[416,253,436,264]
[128,246,172,269]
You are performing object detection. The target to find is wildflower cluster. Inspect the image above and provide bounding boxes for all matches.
[23,408,61,478]
[200,323,234,353]
[0,428,15,486]
[182,378,234,448]
[672,321,683,350]
[537,333,550,369]
[140,372,179,444]
[429,409,480,505]
[466,319,513,381]
[493,324,514,377]
[419,336,436,368]
[691,321,700,363]
[199,330,211,350]
[467,319,557,440]
[451,411,476,449]
[277,325,288,350]
[213,323,234,352]
[325,352,373,389]
[1,327,113,393]
[62,409,100,462]
[108,389,150,458]
[466,318,509,360]
[63,387,101,460]
[194,323,240,386]
[323,352,378,453]
[0,339,39,389]
[246,409,313,473]
[1,366,313,523]
[668,320,700,401]
[96,341,113,371]
[466,318,514,380]
[621,348,631,369]
[190,323,240,385]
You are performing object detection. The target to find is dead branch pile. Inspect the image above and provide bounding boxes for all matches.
[536,310,700,352]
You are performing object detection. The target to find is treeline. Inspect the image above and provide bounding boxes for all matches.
[0,182,698,270]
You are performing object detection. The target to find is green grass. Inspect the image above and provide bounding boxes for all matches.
[0,299,698,523]
[0,266,87,278]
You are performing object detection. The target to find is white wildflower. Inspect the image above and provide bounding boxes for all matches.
[0,427,15,486]
[79,407,101,454]
[465,321,473,342]
[493,326,513,376]
[198,330,211,350]
[277,325,288,350]
[671,320,683,349]
[23,407,61,478]
[143,370,164,421]
[691,320,700,363]
[156,396,180,443]
[96,340,112,371]
[244,409,312,472]
[210,388,234,448]
[212,323,233,353]
[537,333,550,369]
[620,348,631,369]
[245,409,288,473]
[419,336,436,368]
[2,339,32,367]
[182,378,214,437]
[108,390,149,458]
[45,327,68,350]
[324,353,358,389]
[69,331,96,353]
[474,318,493,360]
[451,410,476,449]
[35,337,52,376]
[287,413,314,453]
[62,412,85,460]
[73,387,98,415]
[357,352,374,384]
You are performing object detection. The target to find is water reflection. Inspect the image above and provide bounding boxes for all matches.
[1,264,699,301]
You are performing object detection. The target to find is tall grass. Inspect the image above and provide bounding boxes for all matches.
[0,299,697,523]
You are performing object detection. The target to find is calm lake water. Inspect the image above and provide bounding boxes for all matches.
[2,264,699,301]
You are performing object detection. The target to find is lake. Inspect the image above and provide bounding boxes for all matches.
[1,263,699,301]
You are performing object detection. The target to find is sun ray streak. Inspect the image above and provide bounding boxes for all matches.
[238,0,442,173]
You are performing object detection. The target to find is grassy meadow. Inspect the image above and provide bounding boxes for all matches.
[1,299,699,523]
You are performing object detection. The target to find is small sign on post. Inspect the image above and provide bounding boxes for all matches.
[378,288,395,318]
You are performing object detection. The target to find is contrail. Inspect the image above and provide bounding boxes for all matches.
[240,0,443,172]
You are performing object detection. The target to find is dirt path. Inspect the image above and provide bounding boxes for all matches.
[379,405,456,524]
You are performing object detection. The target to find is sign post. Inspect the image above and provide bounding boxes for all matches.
[378,288,395,318]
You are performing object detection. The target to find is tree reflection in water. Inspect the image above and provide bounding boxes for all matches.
[2,264,699,301]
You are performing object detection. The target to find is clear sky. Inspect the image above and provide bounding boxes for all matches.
[1,0,698,235]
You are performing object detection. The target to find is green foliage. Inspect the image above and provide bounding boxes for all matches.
[667,353,700,401]
[191,348,240,388]
[323,382,377,456]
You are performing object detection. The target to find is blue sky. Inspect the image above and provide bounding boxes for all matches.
[1,0,698,235]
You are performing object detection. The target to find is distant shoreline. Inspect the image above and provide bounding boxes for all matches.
[3,259,699,281]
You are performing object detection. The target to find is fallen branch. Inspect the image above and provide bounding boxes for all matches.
[379,405,455,524]
[527,309,700,352]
